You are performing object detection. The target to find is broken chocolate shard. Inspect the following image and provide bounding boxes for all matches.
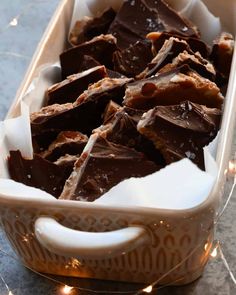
[108,0,164,49]
[31,77,131,136]
[60,34,118,79]
[137,37,192,79]
[113,40,153,77]
[144,0,199,37]
[70,8,116,46]
[137,101,221,169]
[108,0,199,50]
[103,100,121,124]
[158,50,216,81]
[8,150,72,198]
[211,32,235,79]
[59,134,158,201]
[101,106,165,165]
[148,32,209,58]
[40,131,88,162]
[124,65,223,110]
[47,66,107,105]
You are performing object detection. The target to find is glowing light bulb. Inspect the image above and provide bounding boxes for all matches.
[9,292,14,295]
[62,285,73,294]
[210,246,218,258]
[228,160,236,174]
[143,285,153,293]
[204,243,209,251]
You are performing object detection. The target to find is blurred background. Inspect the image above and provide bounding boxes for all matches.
[0,1,236,294]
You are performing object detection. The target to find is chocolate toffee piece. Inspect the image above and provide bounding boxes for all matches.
[47,66,107,105]
[159,50,216,81]
[108,0,163,50]
[60,34,118,79]
[54,154,79,172]
[147,32,209,58]
[102,107,165,165]
[70,8,116,46]
[108,0,199,50]
[40,131,88,162]
[137,101,221,169]
[137,37,192,79]
[211,32,235,79]
[103,100,121,124]
[31,77,131,136]
[124,65,223,110]
[8,150,72,198]
[59,134,158,201]
[144,0,199,37]
[113,40,153,77]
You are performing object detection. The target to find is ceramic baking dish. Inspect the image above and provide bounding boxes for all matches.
[0,0,236,285]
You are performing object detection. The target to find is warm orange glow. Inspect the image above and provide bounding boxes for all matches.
[143,285,153,293]
[62,285,73,294]
[204,243,209,251]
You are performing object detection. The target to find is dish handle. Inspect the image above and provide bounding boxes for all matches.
[34,217,149,259]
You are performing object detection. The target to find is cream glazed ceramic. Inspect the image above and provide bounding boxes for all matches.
[0,0,236,285]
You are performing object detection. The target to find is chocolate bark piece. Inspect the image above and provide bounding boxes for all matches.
[106,69,127,78]
[158,50,216,81]
[124,65,223,110]
[113,40,153,77]
[137,101,221,169]
[137,37,192,79]
[211,32,234,79]
[59,134,158,201]
[60,34,118,79]
[147,32,209,58]
[102,107,165,165]
[103,100,121,124]
[79,55,101,72]
[70,8,116,46]
[47,66,107,105]
[40,131,88,162]
[8,150,72,198]
[31,77,131,136]
[54,154,78,172]
[108,0,199,50]
[144,0,199,36]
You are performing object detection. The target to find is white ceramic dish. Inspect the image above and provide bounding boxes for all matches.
[0,0,236,285]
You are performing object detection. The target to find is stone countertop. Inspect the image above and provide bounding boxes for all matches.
[0,1,236,294]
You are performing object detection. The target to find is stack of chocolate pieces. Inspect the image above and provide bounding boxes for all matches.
[8,0,234,202]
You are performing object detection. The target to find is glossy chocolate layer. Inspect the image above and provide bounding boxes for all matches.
[102,107,165,165]
[148,32,209,58]
[8,150,72,198]
[159,50,216,81]
[138,101,221,169]
[138,37,192,78]
[47,66,107,105]
[70,8,116,45]
[40,131,88,162]
[108,0,198,49]
[60,134,158,201]
[60,34,117,79]
[113,40,153,77]
[124,65,223,110]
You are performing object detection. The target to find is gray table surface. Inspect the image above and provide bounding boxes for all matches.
[0,1,236,294]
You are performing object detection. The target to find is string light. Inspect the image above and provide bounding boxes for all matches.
[9,18,18,27]
[210,246,218,258]
[142,285,153,293]
[62,285,73,294]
